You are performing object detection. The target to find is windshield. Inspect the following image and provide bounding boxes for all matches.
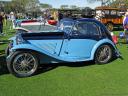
[58,20,74,33]
[21,25,57,32]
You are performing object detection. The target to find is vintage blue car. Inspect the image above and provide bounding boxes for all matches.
[6,18,120,77]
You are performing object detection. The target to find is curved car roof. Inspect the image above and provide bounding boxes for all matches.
[60,18,101,23]
[76,18,100,23]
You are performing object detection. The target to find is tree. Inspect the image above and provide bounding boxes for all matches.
[60,5,69,9]
[9,0,40,13]
[70,5,78,9]
[24,0,40,17]
[87,0,114,6]
[0,1,12,12]
[87,0,102,3]
[40,3,52,8]
[87,0,128,12]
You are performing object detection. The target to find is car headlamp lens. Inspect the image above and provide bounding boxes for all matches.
[16,35,25,44]
[9,40,13,49]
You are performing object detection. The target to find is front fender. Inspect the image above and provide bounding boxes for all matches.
[11,43,54,57]
[10,43,66,62]
[90,38,117,60]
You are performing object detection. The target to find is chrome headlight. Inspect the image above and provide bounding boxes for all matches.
[16,34,26,45]
[9,40,13,49]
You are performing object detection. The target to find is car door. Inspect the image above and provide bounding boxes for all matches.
[27,32,64,55]
[60,21,102,59]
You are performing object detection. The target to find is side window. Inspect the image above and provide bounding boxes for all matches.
[87,22,100,36]
[104,10,109,15]
[72,22,100,36]
[110,10,117,15]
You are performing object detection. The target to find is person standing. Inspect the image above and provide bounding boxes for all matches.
[0,12,4,35]
[58,12,63,21]
[123,12,128,43]
[3,13,7,26]
[10,12,16,29]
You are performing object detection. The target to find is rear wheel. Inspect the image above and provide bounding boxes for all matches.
[95,45,113,64]
[106,23,114,31]
[7,51,39,77]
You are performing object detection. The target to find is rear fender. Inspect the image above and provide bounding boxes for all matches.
[90,39,117,60]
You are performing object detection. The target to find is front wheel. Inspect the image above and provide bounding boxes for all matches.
[95,45,113,64]
[7,51,39,77]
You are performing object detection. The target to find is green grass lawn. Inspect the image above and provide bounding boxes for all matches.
[0,24,128,96]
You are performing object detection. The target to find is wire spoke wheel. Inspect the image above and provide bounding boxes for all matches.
[12,52,38,76]
[95,45,112,64]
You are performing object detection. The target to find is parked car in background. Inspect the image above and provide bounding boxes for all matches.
[15,20,57,33]
[95,6,123,31]
[6,18,120,77]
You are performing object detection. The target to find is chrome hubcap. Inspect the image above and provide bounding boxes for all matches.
[13,53,37,75]
[97,45,111,63]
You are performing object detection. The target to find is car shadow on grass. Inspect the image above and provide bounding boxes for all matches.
[61,61,95,67]
[0,55,9,75]
[35,57,120,76]
[36,64,58,76]
[35,61,95,76]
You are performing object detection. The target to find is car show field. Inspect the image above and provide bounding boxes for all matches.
[0,22,128,96]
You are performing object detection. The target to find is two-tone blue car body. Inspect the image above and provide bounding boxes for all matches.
[6,18,120,77]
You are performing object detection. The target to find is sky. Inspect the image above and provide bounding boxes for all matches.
[39,0,101,9]
[0,0,101,9]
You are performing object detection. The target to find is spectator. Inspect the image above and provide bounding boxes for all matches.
[123,12,128,43]
[58,12,63,21]
[0,12,4,35]
[3,13,7,26]
[10,12,16,29]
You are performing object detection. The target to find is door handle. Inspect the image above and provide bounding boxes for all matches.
[64,51,69,54]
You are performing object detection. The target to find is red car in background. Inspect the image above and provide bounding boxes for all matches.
[47,19,57,25]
